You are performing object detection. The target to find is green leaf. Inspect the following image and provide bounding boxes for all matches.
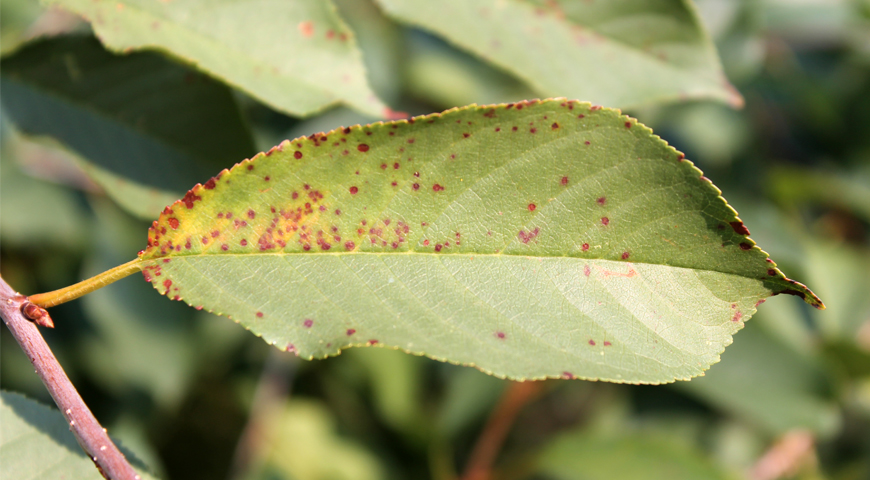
[0,35,255,219]
[0,391,158,480]
[243,399,385,480]
[139,99,821,384]
[44,0,390,117]
[535,430,732,480]
[677,316,841,436]
[374,0,742,109]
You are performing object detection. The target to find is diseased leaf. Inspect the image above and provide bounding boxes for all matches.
[44,0,390,117]
[374,0,742,109]
[0,391,158,480]
[138,99,821,384]
[0,36,256,219]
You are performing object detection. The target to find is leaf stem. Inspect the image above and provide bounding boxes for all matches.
[28,258,142,308]
[0,275,142,480]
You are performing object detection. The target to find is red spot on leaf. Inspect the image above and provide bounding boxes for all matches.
[562,372,574,379]
[730,221,750,236]
[768,269,777,276]
[221,244,228,251]
[597,197,606,206]
[182,191,201,209]
[256,312,264,318]
[582,243,590,251]
[303,319,313,328]
[528,203,536,212]
[739,242,752,250]
[240,239,248,246]
[625,121,632,128]
[204,178,216,189]
[346,328,356,336]
[432,184,444,192]
[621,251,630,260]
[357,144,369,152]
[518,227,540,244]
[345,241,355,250]
[588,339,596,346]
[168,218,179,229]
[495,331,506,339]
[350,186,359,194]
[247,209,256,219]
[294,151,303,159]
[604,341,611,346]
[551,122,559,129]
[561,176,569,186]
[163,279,172,289]
[601,217,609,226]
[732,311,743,322]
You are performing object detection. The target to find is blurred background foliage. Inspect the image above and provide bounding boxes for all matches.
[1,0,869,479]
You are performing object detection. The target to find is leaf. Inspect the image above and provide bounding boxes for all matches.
[243,399,385,480]
[0,133,91,249]
[0,35,256,219]
[138,99,821,384]
[677,317,840,436]
[374,0,742,109]
[44,0,390,117]
[0,391,158,480]
[534,430,732,480]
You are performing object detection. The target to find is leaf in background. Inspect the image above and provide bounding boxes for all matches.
[403,31,538,109]
[678,319,840,436]
[243,399,384,480]
[374,0,742,109]
[0,391,158,480]
[0,135,90,249]
[138,99,820,384]
[535,430,731,480]
[0,0,44,56]
[44,0,390,118]
[0,35,255,219]
[79,198,198,409]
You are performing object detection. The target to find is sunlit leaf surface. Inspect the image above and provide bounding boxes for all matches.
[45,0,390,117]
[138,99,820,384]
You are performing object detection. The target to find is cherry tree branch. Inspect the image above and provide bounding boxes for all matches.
[0,275,141,480]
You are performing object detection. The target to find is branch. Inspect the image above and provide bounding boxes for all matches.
[0,275,141,480]
[460,380,546,480]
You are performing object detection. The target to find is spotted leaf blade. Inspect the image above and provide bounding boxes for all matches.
[44,0,389,118]
[140,100,821,384]
[375,0,741,109]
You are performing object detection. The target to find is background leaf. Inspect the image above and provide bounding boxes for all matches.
[375,0,742,109]
[0,35,256,219]
[534,429,733,480]
[0,391,158,480]
[139,100,818,384]
[44,0,390,117]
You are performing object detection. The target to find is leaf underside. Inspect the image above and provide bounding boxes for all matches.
[139,99,821,384]
[374,0,742,109]
[44,0,389,117]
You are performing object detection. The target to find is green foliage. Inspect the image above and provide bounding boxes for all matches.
[1,1,869,479]
[375,0,742,108]
[44,0,389,117]
[0,392,157,480]
[139,100,816,383]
